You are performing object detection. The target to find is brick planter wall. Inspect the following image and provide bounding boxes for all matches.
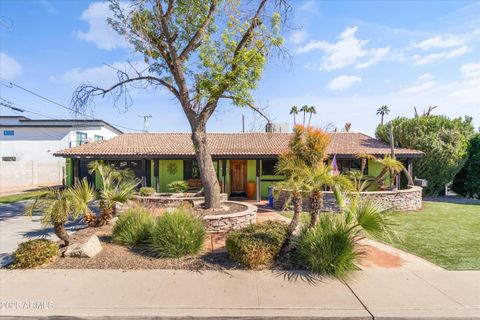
[274,186,422,212]
[203,201,257,233]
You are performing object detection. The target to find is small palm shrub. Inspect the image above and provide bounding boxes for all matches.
[226,221,288,269]
[139,187,155,197]
[112,206,155,246]
[295,215,359,279]
[11,239,59,269]
[147,210,205,258]
[167,180,189,193]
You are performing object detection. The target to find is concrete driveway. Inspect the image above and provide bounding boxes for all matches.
[0,201,82,267]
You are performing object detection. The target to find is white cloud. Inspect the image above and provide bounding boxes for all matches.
[299,0,316,11]
[418,73,434,82]
[75,1,127,51]
[295,26,390,71]
[398,74,437,94]
[289,29,308,45]
[0,52,22,80]
[326,75,362,91]
[412,35,464,50]
[53,61,148,88]
[460,62,480,78]
[413,46,470,65]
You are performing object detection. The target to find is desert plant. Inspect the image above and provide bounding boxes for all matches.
[112,206,155,246]
[365,155,405,190]
[25,188,82,246]
[226,221,288,269]
[167,180,189,193]
[139,187,156,197]
[67,178,96,226]
[147,210,205,258]
[10,239,59,269]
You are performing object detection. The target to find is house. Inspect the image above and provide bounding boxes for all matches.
[54,132,423,201]
[0,116,122,190]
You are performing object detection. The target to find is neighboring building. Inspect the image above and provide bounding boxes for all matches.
[55,132,423,201]
[0,116,122,190]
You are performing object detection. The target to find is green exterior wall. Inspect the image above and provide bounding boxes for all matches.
[95,170,103,190]
[65,158,73,187]
[159,159,184,192]
[367,160,388,189]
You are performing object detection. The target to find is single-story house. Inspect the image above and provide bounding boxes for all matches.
[54,132,423,201]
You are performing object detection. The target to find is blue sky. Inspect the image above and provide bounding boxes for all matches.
[0,0,479,135]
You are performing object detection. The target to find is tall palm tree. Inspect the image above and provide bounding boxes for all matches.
[289,106,299,126]
[300,105,309,126]
[307,105,317,127]
[376,105,390,126]
[25,188,82,246]
[67,178,96,226]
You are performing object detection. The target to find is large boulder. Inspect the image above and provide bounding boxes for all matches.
[64,235,102,258]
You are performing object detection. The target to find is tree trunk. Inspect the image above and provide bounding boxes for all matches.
[360,158,367,175]
[54,224,70,246]
[288,191,302,236]
[309,189,323,228]
[191,127,221,209]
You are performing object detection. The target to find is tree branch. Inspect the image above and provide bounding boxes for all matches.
[219,95,270,123]
[178,0,217,62]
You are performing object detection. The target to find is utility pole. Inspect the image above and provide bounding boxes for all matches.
[138,114,152,132]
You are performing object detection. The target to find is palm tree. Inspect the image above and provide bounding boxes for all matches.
[303,164,353,228]
[25,188,81,246]
[365,155,405,190]
[289,106,299,126]
[300,105,309,126]
[307,105,317,127]
[67,178,96,226]
[376,105,390,126]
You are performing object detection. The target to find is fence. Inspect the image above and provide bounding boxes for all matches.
[0,161,64,191]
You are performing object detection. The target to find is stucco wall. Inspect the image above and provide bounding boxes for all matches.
[0,161,64,190]
[274,186,423,212]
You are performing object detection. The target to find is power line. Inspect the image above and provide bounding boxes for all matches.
[3,80,141,132]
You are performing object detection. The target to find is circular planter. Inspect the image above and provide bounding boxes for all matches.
[203,201,257,233]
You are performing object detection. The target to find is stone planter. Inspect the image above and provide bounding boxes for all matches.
[274,186,423,212]
[132,193,228,208]
[203,201,257,233]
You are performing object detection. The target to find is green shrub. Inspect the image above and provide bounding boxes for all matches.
[226,221,288,269]
[167,180,189,193]
[139,187,156,196]
[453,134,480,199]
[295,215,359,279]
[112,206,155,246]
[147,210,205,258]
[11,239,59,269]
[376,115,475,196]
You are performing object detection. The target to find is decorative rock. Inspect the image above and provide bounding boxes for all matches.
[64,235,102,258]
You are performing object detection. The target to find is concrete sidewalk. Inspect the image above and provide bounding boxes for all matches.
[0,269,478,319]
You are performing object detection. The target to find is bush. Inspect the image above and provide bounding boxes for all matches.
[453,134,480,199]
[11,239,59,269]
[139,187,156,196]
[147,210,205,258]
[226,221,288,269]
[112,206,155,246]
[167,180,189,193]
[376,115,475,196]
[295,215,359,279]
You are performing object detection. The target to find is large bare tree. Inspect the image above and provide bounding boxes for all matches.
[72,0,287,209]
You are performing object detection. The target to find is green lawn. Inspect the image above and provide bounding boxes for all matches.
[0,191,47,204]
[281,201,480,270]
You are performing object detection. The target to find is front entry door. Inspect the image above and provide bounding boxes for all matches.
[230,160,247,194]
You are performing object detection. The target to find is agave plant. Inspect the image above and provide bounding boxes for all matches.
[67,178,96,226]
[25,188,81,246]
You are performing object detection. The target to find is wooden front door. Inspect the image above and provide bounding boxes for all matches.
[230,160,247,193]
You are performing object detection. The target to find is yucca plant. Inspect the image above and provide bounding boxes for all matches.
[67,178,96,226]
[25,188,82,246]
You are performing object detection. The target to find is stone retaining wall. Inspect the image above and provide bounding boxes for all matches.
[132,193,228,208]
[203,201,257,233]
[274,186,422,212]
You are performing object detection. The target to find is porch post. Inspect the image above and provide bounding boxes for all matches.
[222,160,227,193]
[407,158,413,178]
[73,159,79,184]
[141,159,147,187]
[256,159,261,203]
[154,159,160,192]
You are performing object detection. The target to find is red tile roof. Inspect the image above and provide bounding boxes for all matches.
[54,132,423,158]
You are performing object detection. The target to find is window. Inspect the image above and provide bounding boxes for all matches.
[337,159,366,174]
[2,156,16,161]
[3,130,14,136]
[262,159,278,176]
[94,135,104,141]
[184,160,200,180]
[76,132,87,145]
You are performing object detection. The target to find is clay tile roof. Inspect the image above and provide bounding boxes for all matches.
[54,132,424,158]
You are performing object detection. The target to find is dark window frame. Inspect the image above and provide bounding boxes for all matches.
[261,159,278,176]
